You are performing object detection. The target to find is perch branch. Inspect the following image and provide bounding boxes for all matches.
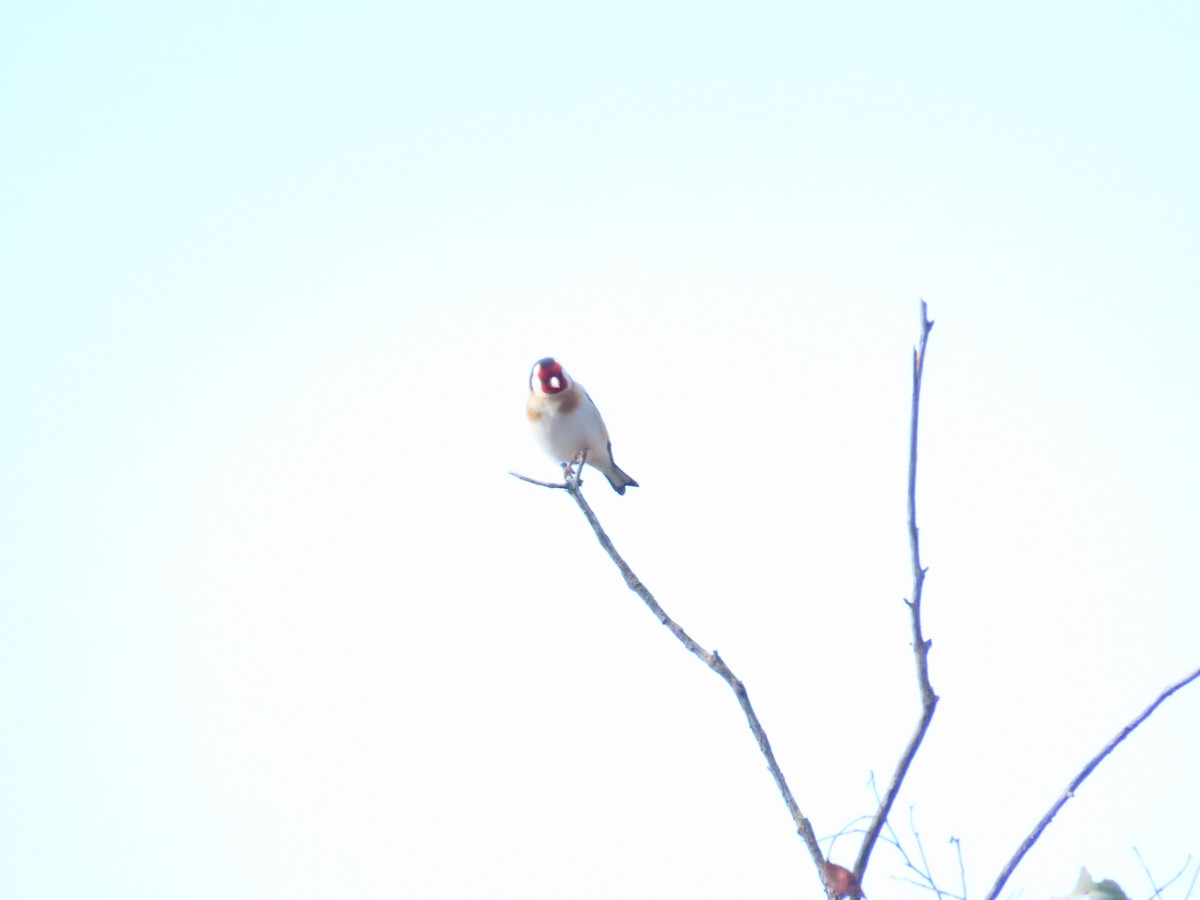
[853,300,938,886]
[572,479,826,871]
[508,473,826,879]
[984,664,1200,900]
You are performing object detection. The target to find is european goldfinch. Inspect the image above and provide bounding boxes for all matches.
[527,357,639,495]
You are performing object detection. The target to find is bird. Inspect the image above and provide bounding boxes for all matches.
[526,357,639,495]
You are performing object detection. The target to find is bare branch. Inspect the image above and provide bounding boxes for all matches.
[854,300,939,885]
[985,664,1200,900]
[554,476,828,876]
[515,464,831,882]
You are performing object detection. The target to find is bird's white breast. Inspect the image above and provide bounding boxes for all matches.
[532,388,608,463]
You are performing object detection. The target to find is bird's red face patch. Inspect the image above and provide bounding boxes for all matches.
[532,357,568,394]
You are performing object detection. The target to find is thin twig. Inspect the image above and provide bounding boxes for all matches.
[508,470,571,490]
[951,837,967,900]
[911,807,947,900]
[1135,849,1193,900]
[1157,856,1195,898]
[896,875,946,891]
[984,664,1200,900]
[555,476,827,874]
[854,300,938,886]
[824,815,876,861]
[875,803,963,900]
[862,778,964,900]
[1183,860,1200,900]
[510,450,589,491]
[1135,847,1164,900]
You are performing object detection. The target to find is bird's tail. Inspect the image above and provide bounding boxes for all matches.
[596,456,639,495]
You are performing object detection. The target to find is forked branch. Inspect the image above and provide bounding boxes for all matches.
[511,302,941,899]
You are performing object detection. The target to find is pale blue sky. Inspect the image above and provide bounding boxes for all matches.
[2,3,1198,899]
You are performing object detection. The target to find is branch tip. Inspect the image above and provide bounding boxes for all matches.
[853,301,939,887]
[508,470,571,490]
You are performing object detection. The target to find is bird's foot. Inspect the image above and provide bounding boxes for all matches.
[562,450,588,487]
